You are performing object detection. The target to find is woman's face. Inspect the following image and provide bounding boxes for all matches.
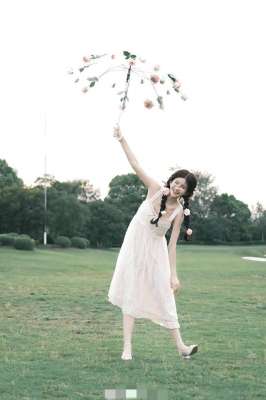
[169,177,187,198]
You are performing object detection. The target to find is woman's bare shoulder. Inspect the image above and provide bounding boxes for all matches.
[146,182,162,201]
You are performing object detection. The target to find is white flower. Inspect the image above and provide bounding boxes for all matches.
[180,93,188,101]
[186,228,193,236]
[161,210,167,215]
[184,208,191,216]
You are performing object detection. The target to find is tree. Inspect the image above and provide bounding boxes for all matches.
[251,202,266,241]
[84,200,125,247]
[45,189,90,240]
[177,170,218,241]
[189,170,218,219]
[105,173,147,227]
[34,174,56,188]
[0,159,23,189]
[0,185,23,233]
[34,178,100,202]
[19,187,45,240]
[209,193,252,242]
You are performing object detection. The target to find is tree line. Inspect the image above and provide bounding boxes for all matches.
[0,159,265,247]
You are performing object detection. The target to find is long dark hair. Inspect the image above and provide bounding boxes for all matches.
[150,169,197,240]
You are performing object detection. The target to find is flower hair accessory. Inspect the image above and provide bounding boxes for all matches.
[184,208,191,216]
[186,228,193,236]
[161,210,167,215]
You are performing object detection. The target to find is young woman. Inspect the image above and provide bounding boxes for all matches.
[107,124,198,360]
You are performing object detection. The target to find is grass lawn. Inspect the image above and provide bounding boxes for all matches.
[0,244,265,400]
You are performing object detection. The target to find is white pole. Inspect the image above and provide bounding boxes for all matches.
[43,112,47,246]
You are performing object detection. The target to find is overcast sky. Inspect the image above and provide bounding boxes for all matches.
[1,0,265,209]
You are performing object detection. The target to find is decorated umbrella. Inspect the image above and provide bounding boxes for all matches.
[68,50,187,125]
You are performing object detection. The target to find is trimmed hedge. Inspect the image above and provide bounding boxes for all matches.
[55,236,71,248]
[0,234,18,246]
[14,237,35,251]
[71,237,88,249]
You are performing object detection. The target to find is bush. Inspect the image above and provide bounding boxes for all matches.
[19,234,31,239]
[84,238,90,248]
[0,234,17,246]
[54,236,71,248]
[14,237,35,250]
[71,237,87,249]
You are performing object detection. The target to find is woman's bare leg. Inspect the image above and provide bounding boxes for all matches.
[121,312,135,359]
[169,327,190,353]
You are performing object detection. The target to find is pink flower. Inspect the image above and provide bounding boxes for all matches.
[184,208,191,216]
[173,81,181,90]
[129,60,136,66]
[150,74,160,84]
[162,187,170,196]
[111,54,116,59]
[186,228,193,236]
[83,56,90,63]
[144,99,154,109]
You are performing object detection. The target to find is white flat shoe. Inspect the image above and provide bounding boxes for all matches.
[121,351,133,360]
[179,344,198,359]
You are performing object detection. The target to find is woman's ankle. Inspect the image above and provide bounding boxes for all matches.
[177,344,190,354]
[123,345,132,352]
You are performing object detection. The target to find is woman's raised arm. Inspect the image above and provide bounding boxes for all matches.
[113,125,159,189]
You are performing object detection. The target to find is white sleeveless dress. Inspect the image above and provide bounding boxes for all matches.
[107,186,184,329]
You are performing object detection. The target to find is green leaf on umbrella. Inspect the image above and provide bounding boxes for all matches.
[168,73,176,82]
[130,54,136,59]
[157,96,164,110]
[123,51,130,57]
[90,81,96,87]
[79,67,85,73]
[112,83,116,88]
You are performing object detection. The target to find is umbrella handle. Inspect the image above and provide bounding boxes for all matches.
[115,64,132,126]
[116,108,125,125]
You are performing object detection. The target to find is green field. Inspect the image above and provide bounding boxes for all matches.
[0,245,265,400]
